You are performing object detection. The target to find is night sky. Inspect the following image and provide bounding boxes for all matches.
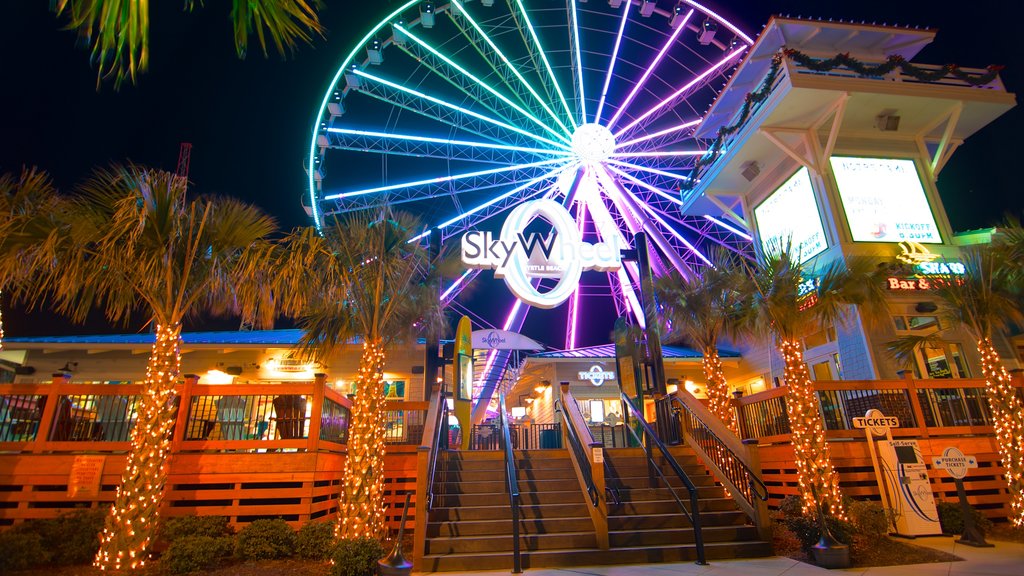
[1,1,1022,344]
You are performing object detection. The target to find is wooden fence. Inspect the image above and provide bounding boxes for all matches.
[0,375,425,531]
[735,373,1024,520]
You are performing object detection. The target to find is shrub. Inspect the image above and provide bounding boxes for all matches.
[11,509,105,566]
[847,500,891,537]
[161,516,232,543]
[779,513,856,553]
[331,537,386,576]
[236,519,296,560]
[777,494,804,518]
[937,501,992,535]
[161,536,234,574]
[296,521,336,560]
[0,530,50,572]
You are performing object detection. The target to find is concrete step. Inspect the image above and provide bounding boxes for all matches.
[425,530,598,555]
[608,496,739,515]
[427,516,595,537]
[610,525,760,547]
[433,489,585,508]
[436,477,580,494]
[431,502,589,522]
[608,510,749,530]
[420,540,773,572]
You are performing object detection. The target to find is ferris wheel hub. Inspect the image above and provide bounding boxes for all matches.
[571,123,616,165]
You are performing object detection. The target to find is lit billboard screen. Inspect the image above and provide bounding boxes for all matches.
[830,157,941,244]
[754,166,827,262]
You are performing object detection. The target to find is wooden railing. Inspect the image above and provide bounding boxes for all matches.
[733,374,1024,520]
[0,374,429,531]
[559,384,609,550]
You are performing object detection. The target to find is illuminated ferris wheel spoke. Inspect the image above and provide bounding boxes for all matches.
[394,24,571,145]
[354,69,570,151]
[448,1,574,139]
[615,119,702,151]
[683,1,755,44]
[605,9,692,132]
[568,0,587,123]
[325,159,568,200]
[615,46,747,140]
[565,201,589,350]
[434,168,566,242]
[441,269,480,305]
[594,0,631,124]
[507,0,577,130]
[608,159,692,184]
[325,127,569,165]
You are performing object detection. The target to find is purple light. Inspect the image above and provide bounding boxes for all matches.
[614,47,746,138]
[594,0,631,123]
[566,201,588,350]
[324,158,566,200]
[608,159,692,182]
[605,164,683,206]
[616,119,702,149]
[570,0,586,123]
[704,214,753,240]
[610,150,705,158]
[606,9,692,131]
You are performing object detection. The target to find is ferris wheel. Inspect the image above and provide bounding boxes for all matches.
[307,0,756,356]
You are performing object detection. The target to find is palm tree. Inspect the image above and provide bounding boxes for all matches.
[53,0,323,88]
[888,234,1024,526]
[735,245,887,519]
[655,250,744,433]
[270,209,445,541]
[27,165,278,570]
[0,168,66,351]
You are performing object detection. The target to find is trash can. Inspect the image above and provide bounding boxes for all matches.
[540,428,560,449]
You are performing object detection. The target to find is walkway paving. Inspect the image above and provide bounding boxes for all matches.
[421,537,1024,576]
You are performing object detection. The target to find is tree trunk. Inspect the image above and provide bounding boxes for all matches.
[337,339,389,540]
[94,323,181,571]
[701,349,737,434]
[977,338,1024,526]
[778,339,846,519]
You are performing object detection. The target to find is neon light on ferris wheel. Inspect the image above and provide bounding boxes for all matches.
[309,0,756,346]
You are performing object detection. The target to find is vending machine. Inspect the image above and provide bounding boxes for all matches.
[876,439,941,536]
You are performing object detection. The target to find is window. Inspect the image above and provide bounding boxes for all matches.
[913,342,971,379]
[803,326,837,351]
[893,315,940,333]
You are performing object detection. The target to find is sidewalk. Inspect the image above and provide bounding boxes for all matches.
[420,537,1024,576]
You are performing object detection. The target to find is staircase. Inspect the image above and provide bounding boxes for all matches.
[420,446,771,572]
[604,445,771,562]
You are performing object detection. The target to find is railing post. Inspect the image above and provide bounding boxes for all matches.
[742,438,772,541]
[29,373,69,453]
[308,374,327,452]
[171,374,198,453]
[900,370,929,438]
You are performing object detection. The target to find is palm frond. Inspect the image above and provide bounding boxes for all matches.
[54,0,149,89]
[885,331,948,370]
[231,0,324,59]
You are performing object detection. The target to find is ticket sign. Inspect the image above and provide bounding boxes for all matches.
[853,409,899,436]
[933,447,978,480]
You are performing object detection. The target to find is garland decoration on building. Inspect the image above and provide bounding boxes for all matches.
[683,49,1004,190]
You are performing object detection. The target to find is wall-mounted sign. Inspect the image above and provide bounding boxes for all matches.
[461,199,621,309]
[753,167,828,262]
[831,157,941,244]
[68,455,105,498]
[886,277,932,291]
[578,365,616,386]
[896,241,965,276]
[471,329,544,351]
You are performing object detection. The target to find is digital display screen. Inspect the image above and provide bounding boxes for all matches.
[895,445,918,465]
[753,167,828,262]
[830,157,941,244]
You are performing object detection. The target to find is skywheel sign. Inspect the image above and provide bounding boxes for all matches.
[461,199,622,309]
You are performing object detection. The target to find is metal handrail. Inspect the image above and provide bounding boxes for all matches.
[667,395,769,505]
[555,399,599,506]
[498,395,522,574]
[425,389,448,511]
[619,393,707,566]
